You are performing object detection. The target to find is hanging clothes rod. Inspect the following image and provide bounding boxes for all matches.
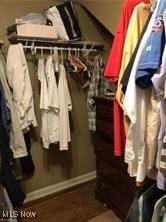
[23,45,97,52]
[8,35,104,51]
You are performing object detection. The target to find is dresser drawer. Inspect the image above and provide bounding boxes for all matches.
[97,178,134,216]
[96,155,127,176]
[96,104,113,122]
[96,160,135,199]
[94,134,114,160]
[96,119,113,141]
[94,96,136,218]
[95,96,113,122]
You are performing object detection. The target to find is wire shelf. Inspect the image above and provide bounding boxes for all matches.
[8,35,104,50]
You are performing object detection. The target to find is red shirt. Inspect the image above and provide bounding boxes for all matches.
[104,0,150,156]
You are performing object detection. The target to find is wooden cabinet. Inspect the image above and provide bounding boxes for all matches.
[94,96,136,220]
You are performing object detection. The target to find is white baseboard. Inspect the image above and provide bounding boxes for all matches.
[25,171,96,203]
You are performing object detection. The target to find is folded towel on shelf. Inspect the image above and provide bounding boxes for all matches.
[7,24,58,40]
[16,23,58,39]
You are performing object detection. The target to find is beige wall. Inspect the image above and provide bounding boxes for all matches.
[0,0,115,194]
[77,0,123,34]
[0,0,55,44]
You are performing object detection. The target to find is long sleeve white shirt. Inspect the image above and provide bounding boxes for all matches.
[58,64,72,150]
[0,52,27,158]
[6,43,37,130]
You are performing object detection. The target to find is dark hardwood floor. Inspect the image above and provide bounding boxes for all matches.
[19,180,108,222]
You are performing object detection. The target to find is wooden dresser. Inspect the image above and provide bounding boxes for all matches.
[94,96,136,220]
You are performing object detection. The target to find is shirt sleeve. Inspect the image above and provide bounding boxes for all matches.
[136,1,166,89]
[6,45,25,118]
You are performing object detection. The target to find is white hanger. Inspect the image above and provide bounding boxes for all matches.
[53,47,59,72]
[60,48,64,65]
[41,47,44,59]
[151,0,158,11]
[50,47,53,56]
[68,47,72,60]
[30,41,35,55]
[24,41,28,53]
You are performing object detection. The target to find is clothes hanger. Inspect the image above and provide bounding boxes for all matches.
[73,48,78,72]
[53,47,59,73]
[41,47,44,60]
[70,48,88,72]
[150,0,157,3]
[50,47,53,56]
[30,41,35,55]
[24,41,28,53]
[67,48,77,72]
[150,0,158,11]
[68,47,71,60]
[60,47,64,65]
[79,48,87,71]
[63,47,75,73]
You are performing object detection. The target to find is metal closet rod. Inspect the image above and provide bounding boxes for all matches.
[14,36,103,49]
[23,45,98,52]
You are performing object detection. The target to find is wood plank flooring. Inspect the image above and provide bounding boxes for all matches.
[88,211,121,222]
[19,180,112,222]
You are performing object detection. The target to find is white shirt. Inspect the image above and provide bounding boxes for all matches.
[0,52,27,158]
[38,56,60,149]
[38,58,49,148]
[123,1,160,182]
[58,64,72,150]
[7,43,37,130]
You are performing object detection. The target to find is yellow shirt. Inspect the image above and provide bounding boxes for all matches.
[116,2,151,107]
